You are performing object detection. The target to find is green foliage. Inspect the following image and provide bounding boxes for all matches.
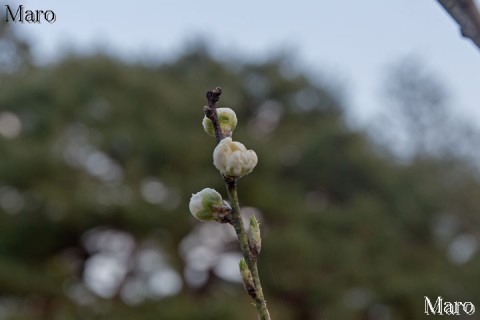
[0,45,479,319]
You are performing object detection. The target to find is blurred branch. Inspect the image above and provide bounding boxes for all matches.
[437,0,480,50]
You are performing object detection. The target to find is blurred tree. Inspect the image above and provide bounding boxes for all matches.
[371,57,452,158]
[0,19,31,74]
[0,46,479,320]
[371,56,480,167]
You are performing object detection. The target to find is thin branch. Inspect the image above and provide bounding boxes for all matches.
[226,179,270,320]
[437,0,480,50]
[204,87,271,320]
[204,87,224,144]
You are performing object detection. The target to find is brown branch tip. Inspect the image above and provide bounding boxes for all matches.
[206,87,222,108]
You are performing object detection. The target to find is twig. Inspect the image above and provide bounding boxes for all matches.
[203,87,271,320]
[437,0,480,50]
[204,87,224,144]
[226,178,270,319]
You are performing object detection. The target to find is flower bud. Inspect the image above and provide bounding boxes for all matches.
[202,108,237,138]
[189,188,223,222]
[239,258,256,297]
[248,216,261,258]
[213,137,258,178]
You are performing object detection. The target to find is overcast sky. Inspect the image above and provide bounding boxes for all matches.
[12,0,480,124]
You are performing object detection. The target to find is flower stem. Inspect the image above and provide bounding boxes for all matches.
[226,178,271,320]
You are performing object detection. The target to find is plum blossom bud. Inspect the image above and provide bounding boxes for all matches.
[239,258,256,297]
[213,138,258,178]
[189,188,223,222]
[202,108,237,138]
[248,216,261,258]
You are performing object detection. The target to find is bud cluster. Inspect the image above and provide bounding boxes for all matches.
[189,100,259,221]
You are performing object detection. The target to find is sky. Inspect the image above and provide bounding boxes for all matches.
[9,0,480,124]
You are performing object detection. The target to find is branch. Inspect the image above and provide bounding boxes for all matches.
[437,0,480,50]
[203,87,271,320]
[226,178,270,320]
[204,87,224,144]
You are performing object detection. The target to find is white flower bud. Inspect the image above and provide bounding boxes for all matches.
[213,137,258,178]
[189,188,223,222]
[202,108,237,137]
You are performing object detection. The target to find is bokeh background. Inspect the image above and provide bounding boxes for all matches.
[1,1,480,319]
